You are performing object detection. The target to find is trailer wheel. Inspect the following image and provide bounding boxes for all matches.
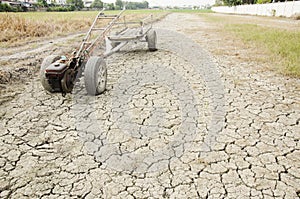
[40,55,59,92]
[146,30,157,51]
[84,56,107,95]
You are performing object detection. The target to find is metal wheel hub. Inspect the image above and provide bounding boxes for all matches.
[97,65,107,91]
[62,69,76,93]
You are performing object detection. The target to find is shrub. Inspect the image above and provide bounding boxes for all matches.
[0,3,23,12]
[291,13,300,20]
[47,6,75,12]
[256,0,271,4]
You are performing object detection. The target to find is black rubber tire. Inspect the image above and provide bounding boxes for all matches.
[40,55,59,92]
[146,30,157,51]
[84,56,107,96]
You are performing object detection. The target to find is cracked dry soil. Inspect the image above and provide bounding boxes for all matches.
[1,13,300,198]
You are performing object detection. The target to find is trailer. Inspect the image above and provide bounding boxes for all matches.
[40,8,157,95]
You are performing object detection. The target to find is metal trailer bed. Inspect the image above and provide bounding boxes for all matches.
[40,8,157,96]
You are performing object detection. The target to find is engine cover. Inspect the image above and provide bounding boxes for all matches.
[45,61,68,92]
[46,62,68,74]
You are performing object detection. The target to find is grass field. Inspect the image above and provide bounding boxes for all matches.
[200,13,300,77]
[0,10,168,47]
[226,24,300,77]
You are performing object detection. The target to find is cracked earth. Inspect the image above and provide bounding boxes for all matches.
[0,13,300,198]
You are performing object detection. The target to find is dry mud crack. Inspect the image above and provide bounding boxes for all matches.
[0,13,299,198]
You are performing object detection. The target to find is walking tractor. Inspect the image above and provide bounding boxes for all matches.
[40,8,157,96]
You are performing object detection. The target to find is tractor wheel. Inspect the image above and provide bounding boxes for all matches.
[84,56,107,95]
[146,30,157,51]
[40,55,59,92]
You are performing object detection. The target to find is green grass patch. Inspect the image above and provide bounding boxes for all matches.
[226,24,300,77]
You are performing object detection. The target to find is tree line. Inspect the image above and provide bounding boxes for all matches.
[0,0,149,12]
[221,0,295,6]
[91,0,149,10]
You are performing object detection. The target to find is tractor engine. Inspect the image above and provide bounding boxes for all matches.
[45,60,68,92]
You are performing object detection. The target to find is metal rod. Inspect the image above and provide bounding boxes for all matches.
[76,7,154,61]
[103,42,128,58]
[113,21,142,25]
[76,8,105,58]
[116,27,129,35]
[85,9,126,54]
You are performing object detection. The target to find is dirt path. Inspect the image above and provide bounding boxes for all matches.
[0,33,85,60]
[0,13,299,198]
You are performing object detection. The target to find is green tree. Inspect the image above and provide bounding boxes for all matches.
[223,0,242,6]
[91,0,103,8]
[37,0,48,7]
[256,0,271,3]
[123,1,149,10]
[0,3,21,12]
[242,0,256,4]
[67,0,84,9]
[105,3,115,10]
[141,1,149,9]
[115,0,123,9]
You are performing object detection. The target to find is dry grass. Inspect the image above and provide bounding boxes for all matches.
[0,13,92,46]
[0,14,49,42]
[0,10,167,47]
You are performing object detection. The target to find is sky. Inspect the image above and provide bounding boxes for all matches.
[102,0,216,7]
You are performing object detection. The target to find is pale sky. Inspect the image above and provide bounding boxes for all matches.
[102,0,216,7]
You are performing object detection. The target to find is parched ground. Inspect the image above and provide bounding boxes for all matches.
[0,13,299,198]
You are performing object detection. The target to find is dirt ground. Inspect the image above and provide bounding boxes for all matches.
[0,13,299,198]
